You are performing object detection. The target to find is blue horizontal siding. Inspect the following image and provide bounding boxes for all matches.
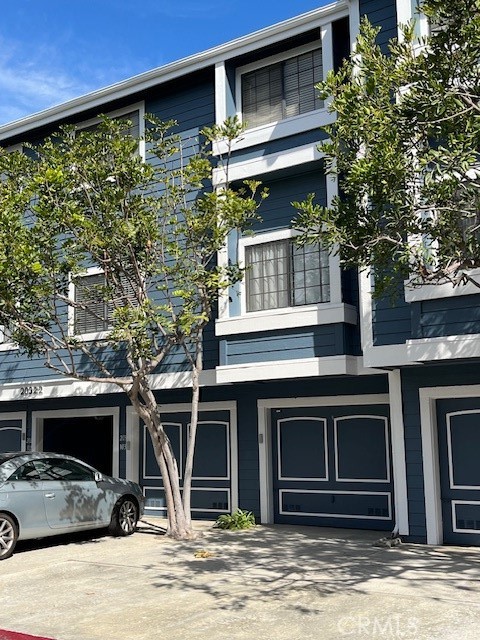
[146,74,215,132]
[252,164,326,232]
[413,294,480,339]
[224,322,360,366]
[360,0,397,52]
[372,286,412,346]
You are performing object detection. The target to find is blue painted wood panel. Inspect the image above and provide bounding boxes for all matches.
[401,363,480,542]
[412,294,480,339]
[272,405,393,529]
[372,277,412,346]
[360,0,398,52]
[146,71,215,132]
[252,164,326,233]
[223,323,362,366]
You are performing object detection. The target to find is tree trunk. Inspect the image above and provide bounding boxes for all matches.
[182,333,203,526]
[129,384,196,540]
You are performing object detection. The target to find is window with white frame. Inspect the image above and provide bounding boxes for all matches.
[76,104,145,159]
[73,271,136,336]
[0,325,13,347]
[241,46,323,130]
[245,237,330,312]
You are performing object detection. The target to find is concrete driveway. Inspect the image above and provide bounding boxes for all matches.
[1,520,479,640]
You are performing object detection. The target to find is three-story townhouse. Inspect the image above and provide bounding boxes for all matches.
[0,0,474,546]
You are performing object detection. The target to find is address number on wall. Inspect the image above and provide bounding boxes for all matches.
[19,386,44,397]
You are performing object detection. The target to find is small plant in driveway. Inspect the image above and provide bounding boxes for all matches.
[214,509,256,531]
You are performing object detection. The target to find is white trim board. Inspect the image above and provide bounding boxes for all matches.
[213,109,334,156]
[216,302,357,336]
[388,370,410,536]
[0,369,218,403]
[419,383,480,545]
[407,334,480,362]
[404,270,480,302]
[213,142,325,184]
[216,355,367,384]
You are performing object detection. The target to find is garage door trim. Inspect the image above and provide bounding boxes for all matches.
[420,384,480,545]
[257,394,392,524]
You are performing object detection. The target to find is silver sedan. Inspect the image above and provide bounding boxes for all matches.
[0,451,145,559]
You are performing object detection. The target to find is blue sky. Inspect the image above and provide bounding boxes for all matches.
[0,0,331,125]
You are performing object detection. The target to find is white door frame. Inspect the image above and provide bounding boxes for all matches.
[0,411,27,451]
[420,383,480,544]
[257,394,399,524]
[31,407,120,477]
[127,401,238,511]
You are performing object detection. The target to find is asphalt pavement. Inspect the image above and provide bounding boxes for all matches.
[1,519,479,640]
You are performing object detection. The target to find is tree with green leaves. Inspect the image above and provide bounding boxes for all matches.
[0,115,265,539]
[294,0,480,297]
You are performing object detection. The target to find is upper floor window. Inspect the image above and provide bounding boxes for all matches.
[240,45,323,130]
[245,237,330,312]
[76,103,145,159]
[0,325,14,351]
[73,270,136,337]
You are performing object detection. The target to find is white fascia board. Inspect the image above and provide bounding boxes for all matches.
[216,355,364,384]
[213,142,325,185]
[404,271,480,302]
[213,109,334,156]
[215,303,357,336]
[362,344,411,369]
[0,1,348,143]
[0,369,217,402]
[407,334,480,362]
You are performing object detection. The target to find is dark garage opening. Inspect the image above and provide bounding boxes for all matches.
[43,415,114,475]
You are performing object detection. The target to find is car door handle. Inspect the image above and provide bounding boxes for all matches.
[44,492,56,499]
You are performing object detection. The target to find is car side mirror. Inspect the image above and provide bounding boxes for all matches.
[94,471,103,483]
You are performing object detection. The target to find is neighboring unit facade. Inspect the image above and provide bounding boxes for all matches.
[0,0,476,546]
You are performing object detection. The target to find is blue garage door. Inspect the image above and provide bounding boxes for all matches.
[0,420,23,453]
[140,410,232,519]
[437,398,480,545]
[272,405,393,530]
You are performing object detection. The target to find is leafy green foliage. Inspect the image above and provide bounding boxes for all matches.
[0,114,264,378]
[214,509,256,530]
[294,0,480,295]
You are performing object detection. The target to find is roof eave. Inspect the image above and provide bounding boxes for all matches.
[0,0,348,142]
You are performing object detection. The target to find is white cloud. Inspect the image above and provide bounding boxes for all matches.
[0,36,96,125]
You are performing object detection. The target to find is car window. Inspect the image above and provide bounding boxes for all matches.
[9,461,41,482]
[35,459,95,482]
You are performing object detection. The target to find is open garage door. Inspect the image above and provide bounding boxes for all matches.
[43,415,113,475]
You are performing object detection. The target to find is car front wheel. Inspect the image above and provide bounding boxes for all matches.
[108,498,138,537]
[0,513,18,560]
